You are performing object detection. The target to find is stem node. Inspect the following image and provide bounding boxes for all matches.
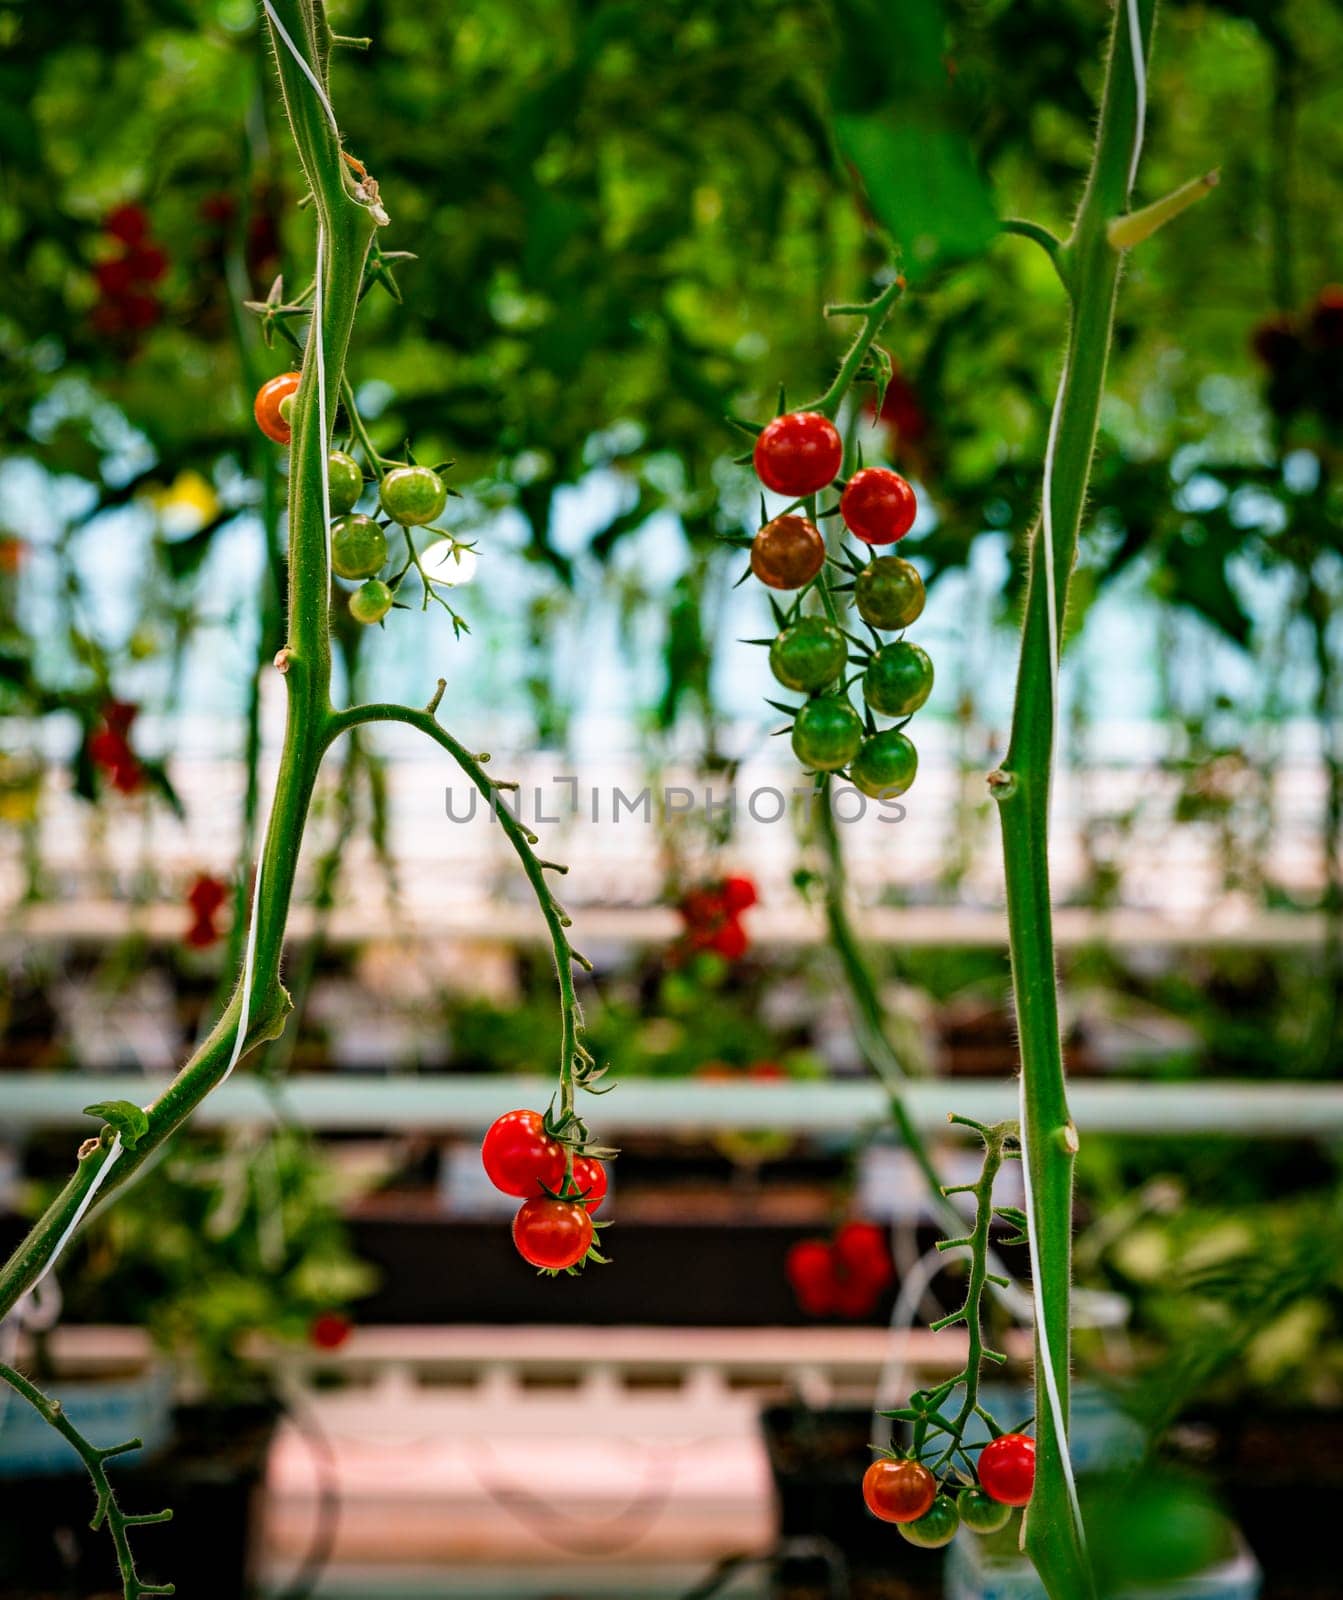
[987,768,1017,801]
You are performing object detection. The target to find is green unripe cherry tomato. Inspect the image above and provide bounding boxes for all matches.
[898,1493,960,1549]
[851,730,918,798]
[327,452,364,516]
[331,514,388,580]
[770,617,847,693]
[863,641,934,717]
[855,556,925,631]
[791,696,863,772]
[958,1488,1013,1535]
[380,464,447,527]
[349,578,394,625]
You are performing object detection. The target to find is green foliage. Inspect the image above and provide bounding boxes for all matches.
[63,1126,374,1397]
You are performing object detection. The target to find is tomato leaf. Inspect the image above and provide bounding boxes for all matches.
[829,0,997,282]
[83,1099,149,1149]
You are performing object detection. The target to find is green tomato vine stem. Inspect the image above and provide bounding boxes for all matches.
[0,3,604,1587]
[327,693,599,1156]
[812,276,906,420]
[927,1117,1016,1473]
[991,3,1157,1595]
[0,1361,174,1598]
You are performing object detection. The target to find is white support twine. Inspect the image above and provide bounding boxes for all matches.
[1023,0,1147,1553]
[1017,1077,1087,1546]
[260,0,340,137]
[1124,0,1149,199]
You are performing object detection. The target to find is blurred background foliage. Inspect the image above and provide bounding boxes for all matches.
[1,0,1340,1073]
[4,0,1340,702]
[0,0,1341,988]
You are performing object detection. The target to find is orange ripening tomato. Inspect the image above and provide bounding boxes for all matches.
[254,372,301,444]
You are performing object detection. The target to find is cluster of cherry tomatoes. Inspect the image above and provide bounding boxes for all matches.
[750,411,931,800]
[861,1431,1035,1548]
[785,1220,893,1319]
[481,1109,608,1272]
[253,373,455,626]
[675,874,758,962]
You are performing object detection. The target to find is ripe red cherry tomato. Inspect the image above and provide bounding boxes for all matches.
[709,918,749,960]
[753,412,843,497]
[978,1432,1036,1507]
[254,372,301,444]
[786,1238,837,1316]
[781,1235,832,1312]
[833,1220,893,1290]
[840,467,917,545]
[308,1311,352,1350]
[513,1196,593,1270]
[481,1109,566,1198]
[571,1155,607,1214]
[861,1458,937,1525]
[721,875,758,913]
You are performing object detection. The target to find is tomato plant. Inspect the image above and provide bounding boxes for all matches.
[0,11,618,1590]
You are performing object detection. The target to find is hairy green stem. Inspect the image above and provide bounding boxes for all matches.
[0,1,374,1335]
[812,277,905,420]
[992,4,1157,1594]
[0,1362,174,1597]
[930,1118,1014,1473]
[328,693,597,1144]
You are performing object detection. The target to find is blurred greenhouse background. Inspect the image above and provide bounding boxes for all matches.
[1,0,1341,1596]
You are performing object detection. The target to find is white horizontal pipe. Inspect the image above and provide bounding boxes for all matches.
[3,901,1331,948]
[4,1074,1341,1137]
